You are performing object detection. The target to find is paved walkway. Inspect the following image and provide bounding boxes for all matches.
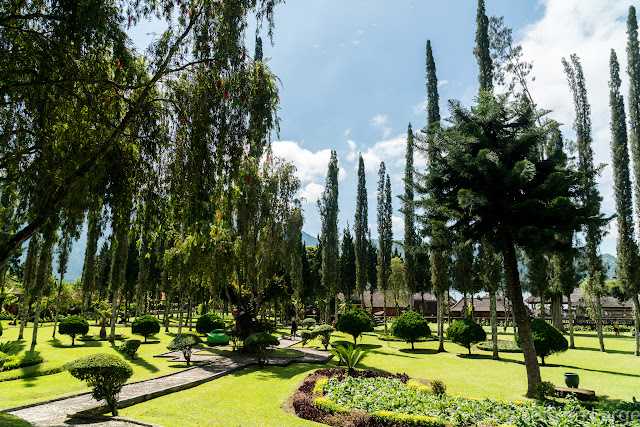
[4,336,331,427]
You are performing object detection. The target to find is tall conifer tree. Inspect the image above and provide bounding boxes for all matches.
[402,124,417,297]
[377,162,393,333]
[318,151,340,322]
[563,54,607,352]
[426,40,440,126]
[474,0,493,93]
[611,48,640,356]
[354,155,368,304]
[340,225,357,302]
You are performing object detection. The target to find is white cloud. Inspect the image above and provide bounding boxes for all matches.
[392,215,404,234]
[346,140,357,162]
[518,0,633,255]
[352,40,361,47]
[344,128,352,136]
[369,113,393,138]
[412,97,428,116]
[299,183,325,204]
[437,79,448,87]
[271,140,332,184]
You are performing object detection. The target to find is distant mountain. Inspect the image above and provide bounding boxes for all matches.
[602,253,616,281]
[301,231,319,247]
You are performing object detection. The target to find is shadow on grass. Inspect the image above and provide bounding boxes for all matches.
[455,353,525,365]
[50,339,104,349]
[141,340,161,345]
[558,364,640,379]
[235,361,317,382]
[398,348,439,356]
[573,346,637,356]
[127,356,160,373]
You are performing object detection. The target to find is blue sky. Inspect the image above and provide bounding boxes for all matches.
[252,0,637,256]
[129,0,640,256]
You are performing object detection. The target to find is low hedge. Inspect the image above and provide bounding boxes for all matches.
[119,339,141,359]
[314,397,350,415]
[373,411,445,427]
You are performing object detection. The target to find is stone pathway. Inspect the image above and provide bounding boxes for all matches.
[4,336,331,427]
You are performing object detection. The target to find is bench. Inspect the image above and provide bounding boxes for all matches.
[554,386,597,402]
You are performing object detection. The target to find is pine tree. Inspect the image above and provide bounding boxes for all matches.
[340,225,357,302]
[402,124,417,296]
[255,35,263,62]
[318,151,340,323]
[426,41,440,126]
[377,163,393,334]
[354,155,369,304]
[611,48,640,356]
[563,53,608,352]
[474,0,493,93]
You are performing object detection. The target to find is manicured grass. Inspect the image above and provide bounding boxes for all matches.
[120,364,321,427]
[0,319,205,409]
[0,412,31,427]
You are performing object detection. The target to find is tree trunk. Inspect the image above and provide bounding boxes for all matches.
[632,294,640,356]
[163,289,172,333]
[490,290,498,360]
[30,233,54,351]
[437,291,445,352]
[383,290,388,334]
[462,292,468,319]
[52,277,64,338]
[551,294,563,331]
[18,237,39,340]
[567,293,575,349]
[108,290,119,342]
[177,296,184,335]
[499,228,541,398]
[595,292,605,352]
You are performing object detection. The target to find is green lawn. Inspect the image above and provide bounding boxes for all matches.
[0,318,202,408]
[3,318,640,427]
[120,326,640,427]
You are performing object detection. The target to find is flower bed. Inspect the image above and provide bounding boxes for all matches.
[475,339,521,352]
[291,368,640,426]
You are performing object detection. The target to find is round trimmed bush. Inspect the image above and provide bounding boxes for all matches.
[515,318,568,365]
[311,324,335,350]
[335,308,374,345]
[59,315,89,346]
[195,313,225,335]
[391,311,431,350]
[301,317,317,330]
[446,318,486,355]
[167,333,203,366]
[119,339,141,359]
[131,315,160,343]
[66,353,133,416]
[243,332,279,367]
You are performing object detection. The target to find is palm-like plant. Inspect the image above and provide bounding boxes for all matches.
[329,344,368,376]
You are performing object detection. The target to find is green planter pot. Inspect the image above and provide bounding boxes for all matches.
[207,329,230,346]
[564,372,580,388]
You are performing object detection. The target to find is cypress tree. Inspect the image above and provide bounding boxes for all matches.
[563,54,608,352]
[255,35,263,62]
[402,124,417,296]
[354,155,368,304]
[318,151,339,323]
[426,40,440,126]
[474,0,493,93]
[611,48,640,356]
[377,162,393,334]
[340,225,357,302]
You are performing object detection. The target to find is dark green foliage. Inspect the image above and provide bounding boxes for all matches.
[329,344,368,376]
[311,324,335,350]
[446,318,486,355]
[0,341,16,354]
[131,315,160,343]
[426,40,441,126]
[301,317,317,330]
[195,313,225,335]
[535,381,557,401]
[340,226,356,300]
[119,340,141,359]
[354,155,368,299]
[167,333,203,366]
[59,315,89,346]
[318,151,340,311]
[243,332,279,367]
[0,351,6,368]
[67,353,133,416]
[430,380,447,397]
[475,0,493,92]
[377,163,393,333]
[515,319,568,365]
[336,308,374,345]
[390,311,431,350]
[402,124,417,295]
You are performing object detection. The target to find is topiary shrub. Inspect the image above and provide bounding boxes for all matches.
[390,311,431,350]
[66,353,133,416]
[243,332,279,367]
[515,318,568,365]
[167,333,203,366]
[311,324,335,350]
[301,317,317,330]
[335,308,374,345]
[446,318,486,355]
[195,313,225,335]
[118,339,141,359]
[59,315,90,346]
[131,315,160,343]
